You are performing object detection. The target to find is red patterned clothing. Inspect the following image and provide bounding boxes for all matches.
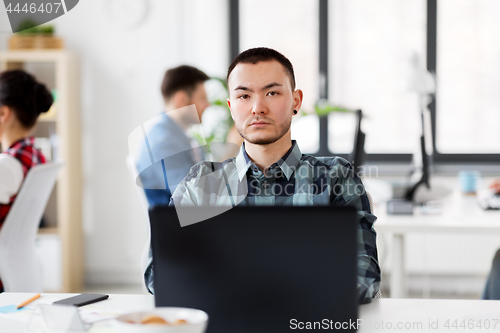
[0,137,47,225]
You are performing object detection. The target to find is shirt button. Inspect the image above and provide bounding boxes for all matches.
[263,183,270,189]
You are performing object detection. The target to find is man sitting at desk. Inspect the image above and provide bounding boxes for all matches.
[146,47,381,303]
[136,65,211,207]
[136,65,243,207]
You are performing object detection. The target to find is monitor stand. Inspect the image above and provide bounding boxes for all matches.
[386,171,428,215]
[387,198,414,215]
[387,179,452,215]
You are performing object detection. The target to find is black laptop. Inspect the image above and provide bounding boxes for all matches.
[149,206,359,333]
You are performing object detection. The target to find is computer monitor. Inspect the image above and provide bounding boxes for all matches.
[149,206,359,333]
[349,109,366,175]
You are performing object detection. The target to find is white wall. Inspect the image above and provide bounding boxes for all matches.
[1,0,228,286]
[0,2,10,47]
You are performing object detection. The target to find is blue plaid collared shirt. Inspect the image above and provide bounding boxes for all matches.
[145,140,380,303]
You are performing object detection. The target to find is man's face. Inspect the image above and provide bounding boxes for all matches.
[227,60,301,145]
[189,82,210,122]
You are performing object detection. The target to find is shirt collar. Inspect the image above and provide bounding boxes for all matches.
[235,140,302,181]
[6,137,34,151]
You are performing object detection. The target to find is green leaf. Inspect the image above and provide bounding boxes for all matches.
[16,20,55,35]
[17,19,40,34]
[314,101,353,117]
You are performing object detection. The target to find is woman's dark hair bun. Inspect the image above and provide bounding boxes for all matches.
[0,69,53,128]
[31,81,54,115]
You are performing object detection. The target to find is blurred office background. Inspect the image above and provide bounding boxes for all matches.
[0,0,499,297]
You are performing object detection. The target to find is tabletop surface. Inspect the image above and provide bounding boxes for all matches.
[0,292,154,332]
[359,298,500,332]
[375,190,500,233]
[2,293,500,332]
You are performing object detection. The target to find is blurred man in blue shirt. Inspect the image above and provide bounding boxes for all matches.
[137,65,210,207]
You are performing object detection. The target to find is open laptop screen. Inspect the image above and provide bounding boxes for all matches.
[150,206,358,333]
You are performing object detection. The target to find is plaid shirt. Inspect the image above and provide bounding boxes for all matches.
[0,137,46,225]
[146,140,380,303]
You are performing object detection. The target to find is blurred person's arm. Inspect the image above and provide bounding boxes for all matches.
[329,159,381,303]
[144,163,205,294]
[144,247,155,294]
[490,179,500,194]
[0,155,23,204]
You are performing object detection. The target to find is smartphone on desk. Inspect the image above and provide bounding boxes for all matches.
[53,293,109,307]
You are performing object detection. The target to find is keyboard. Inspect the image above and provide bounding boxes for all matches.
[478,194,500,210]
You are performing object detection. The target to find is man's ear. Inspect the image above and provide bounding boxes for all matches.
[227,98,234,121]
[173,90,190,108]
[292,89,304,112]
[0,105,12,124]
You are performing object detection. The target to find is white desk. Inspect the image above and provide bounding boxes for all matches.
[0,292,154,332]
[375,191,500,298]
[359,298,500,333]
[2,293,500,332]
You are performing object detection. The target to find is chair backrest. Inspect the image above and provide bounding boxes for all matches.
[366,190,375,214]
[0,161,64,292]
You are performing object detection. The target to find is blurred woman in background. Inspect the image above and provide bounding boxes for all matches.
[0,69,53,292]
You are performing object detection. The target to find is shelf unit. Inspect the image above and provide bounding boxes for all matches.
[0,50,82,292]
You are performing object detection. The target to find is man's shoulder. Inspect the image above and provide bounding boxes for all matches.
[300,154,355,178]
[139,113,193,159]
[183,157,237,183]
[145,113,188,142]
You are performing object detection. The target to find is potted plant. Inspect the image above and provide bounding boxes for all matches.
[188,77,236,160]
[9,19,63,50]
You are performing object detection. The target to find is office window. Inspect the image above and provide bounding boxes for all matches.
[328,0,427,154]
[291,115,320,153]
[328,112,357,154]
[239,0,319,153]
[436,0,500,153]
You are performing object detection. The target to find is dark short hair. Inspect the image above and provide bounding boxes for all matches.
[227,47,296,91]
[161,65,210,101]
[0,70,53,129]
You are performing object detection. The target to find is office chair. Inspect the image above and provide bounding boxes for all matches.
[0,162,64,292]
